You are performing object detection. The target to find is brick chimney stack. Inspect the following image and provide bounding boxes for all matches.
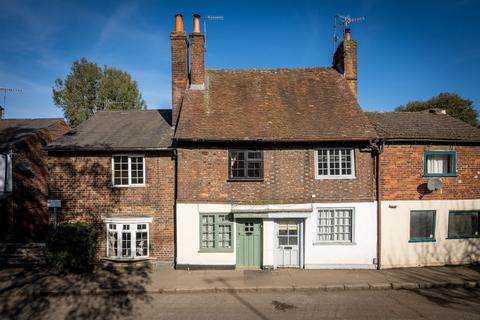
[333,28,358,99]
[189,14,205,89]
[170,14,188,126]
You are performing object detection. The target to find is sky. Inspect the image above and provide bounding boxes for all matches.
[1,0,479,119]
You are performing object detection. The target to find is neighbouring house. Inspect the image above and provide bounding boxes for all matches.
[0,106,69,242]
[366,110,480,268]
[46,110,175,265]
[173,14,379,269]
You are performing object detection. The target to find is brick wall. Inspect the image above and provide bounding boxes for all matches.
[0,121,69,242]
[380,144,480,200]
[177,147,375,204]
[48,151,175,262]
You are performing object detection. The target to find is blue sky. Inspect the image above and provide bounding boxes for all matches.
[1,0,479,119]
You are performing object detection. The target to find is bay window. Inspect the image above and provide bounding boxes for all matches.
[104,217,152,259]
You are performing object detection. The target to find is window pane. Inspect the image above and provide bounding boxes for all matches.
[449,212,479,238]
[410,211,435,241]
[230,150,263,179]
[131,157,144,184]
[318,209,352,242]
[136,231,148,256]
[108,231,118,257]
[201,215,215,248]
[113,156,129,186]
[122,232,131,257]
[427,154,449,174]
[218,224,232,248]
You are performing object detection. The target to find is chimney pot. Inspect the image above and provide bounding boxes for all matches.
[193,14,201,32]
[345,28,351,41]
[175,14,184,32]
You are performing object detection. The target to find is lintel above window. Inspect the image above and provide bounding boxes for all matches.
[315,148,355,179]
[112,155,145,187]
[228,149,263,181]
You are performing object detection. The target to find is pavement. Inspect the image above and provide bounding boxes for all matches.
[1,264,479,295]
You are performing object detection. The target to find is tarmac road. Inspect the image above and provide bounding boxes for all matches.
[2,288,480,319]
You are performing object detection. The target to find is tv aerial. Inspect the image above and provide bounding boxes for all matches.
[0,87,22,110]
[333,14,366,54]
[203,15,224,50]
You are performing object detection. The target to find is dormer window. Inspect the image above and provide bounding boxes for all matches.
[112,155,145,187]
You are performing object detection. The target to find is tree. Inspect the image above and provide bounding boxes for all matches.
[53,58,146,127]
[395,92,479,127]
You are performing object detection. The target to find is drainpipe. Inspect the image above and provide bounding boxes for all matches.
[370,139,384,270]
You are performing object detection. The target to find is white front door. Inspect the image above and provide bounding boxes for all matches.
[274,219,300,268]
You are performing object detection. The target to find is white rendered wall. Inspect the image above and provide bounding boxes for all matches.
[381,199,480,268]
[177,202,377,268]
[176,203,236,266]
[262,219,275,267]
[304,202,377,269]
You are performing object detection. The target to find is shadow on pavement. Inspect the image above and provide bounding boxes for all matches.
[0,264,152,320]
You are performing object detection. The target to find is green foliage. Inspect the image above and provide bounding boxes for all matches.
[45,222,98,273]
[395,92,479,127]
[53,57,146,127]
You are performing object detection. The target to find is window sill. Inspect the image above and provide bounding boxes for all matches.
[102,257,152,262]
[227,179,264,182]
[409,239,436,243]
[315,176,356,180]
[423,174,457,178]
[198,249,234,253]
[446,236,480,240]
[112,184,146,188]
[313,241,356,246]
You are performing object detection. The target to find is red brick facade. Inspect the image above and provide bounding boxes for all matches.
[177,147,376,204]
[380,144,480,200]
[48,151,175,262]
[0,121,69,242]
[170,31,188,125]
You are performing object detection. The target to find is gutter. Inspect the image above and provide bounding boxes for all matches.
[44,146,175,152]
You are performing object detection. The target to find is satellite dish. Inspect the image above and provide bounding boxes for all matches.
[16,161,31,171]
[427,178,443,191]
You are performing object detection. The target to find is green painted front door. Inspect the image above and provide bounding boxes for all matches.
[236,219,262,267]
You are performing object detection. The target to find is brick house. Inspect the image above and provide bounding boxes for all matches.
[173,15,379,269]
[366,110,480,268]
[47,110,175,265]
[0,106,69,242]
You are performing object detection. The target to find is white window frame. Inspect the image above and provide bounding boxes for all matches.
[315,148,356,179]
[0,152,12,193]
[103,217,153,260]
[315,207,355,244]
[111,154,146,187]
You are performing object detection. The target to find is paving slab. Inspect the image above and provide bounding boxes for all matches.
[1,264,479,295]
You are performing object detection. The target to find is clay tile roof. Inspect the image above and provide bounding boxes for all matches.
[47,110,173,151]
[365,111,480,142]
[0,118,64,150]
[175,68,377,142]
